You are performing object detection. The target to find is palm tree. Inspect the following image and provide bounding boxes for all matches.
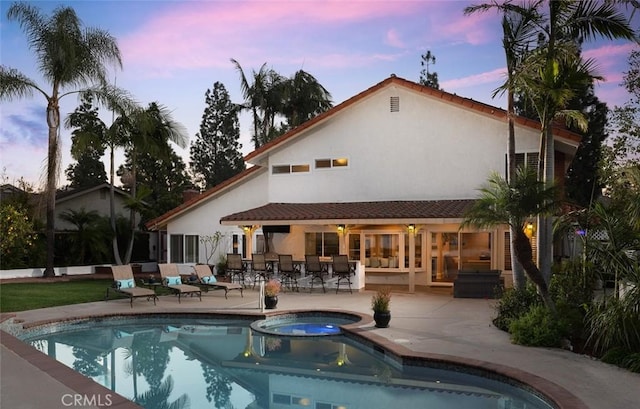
[464,0,544,290]
[119,103,188,263]
[231,58,270,148]
[282,69,333,129]
[0,3,134,276]
[462,167,558,311]
[58,208,109,265]
[531,1,636,283]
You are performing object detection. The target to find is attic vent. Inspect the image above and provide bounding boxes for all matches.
[390,96,400,112]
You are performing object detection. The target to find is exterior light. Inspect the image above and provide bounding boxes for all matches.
[242,225,252,234]
[524,222,535,239]
[337,224,345,234]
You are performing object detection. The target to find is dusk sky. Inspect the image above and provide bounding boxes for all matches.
[1,1,638,189]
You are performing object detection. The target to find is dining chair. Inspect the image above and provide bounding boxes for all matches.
[278,254,300,292]
[305,255,327,293]
[226,253,247,287]
[251,253,271,289]
[332,255,354,294]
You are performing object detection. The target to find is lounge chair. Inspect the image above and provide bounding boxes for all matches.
[192,264,243,299]
[105,265,159,308]
[158,263,202,303]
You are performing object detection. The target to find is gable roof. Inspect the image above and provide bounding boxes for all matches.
[147,75,582,231]
[145,166,265,230]
[244,74,582,165]
[56,183,130,203]
[220,200,475,225]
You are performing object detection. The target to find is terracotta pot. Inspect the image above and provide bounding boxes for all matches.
[373,311,391,328]
[264,295,278,309]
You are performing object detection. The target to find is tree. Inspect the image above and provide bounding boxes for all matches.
[564,84,609,206]
[231,59,332,148]
[190,82,245,189]
[419,50,440,89]
[507,0,636,283]
[465,1,543,290]
[281,69,333,130]
[65,95,108,188]
[118,102,189,263]
[58,208,110,265]
[462,167,558,311]
[122,147,193,222]
[0,3,132,276]
[0,204,38,269]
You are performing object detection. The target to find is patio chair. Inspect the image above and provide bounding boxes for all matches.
[192,264,243,299]
[332,255,354,294]
[251,253,272,289]
[278,254,300,292]
[158,263,202,303]
[105,265,158,308]
[226,253,247,287]
[305,255,327,293]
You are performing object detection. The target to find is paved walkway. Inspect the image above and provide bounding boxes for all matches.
[2,288,639,409]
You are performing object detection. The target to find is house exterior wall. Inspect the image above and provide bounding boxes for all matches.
[166,169,269,263]
[266,85,542,203]
[55,187,129,230]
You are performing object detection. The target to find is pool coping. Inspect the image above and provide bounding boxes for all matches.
[2,309,587,409]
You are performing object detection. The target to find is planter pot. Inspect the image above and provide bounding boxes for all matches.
[264,295,278,309]
[373,311,391,328]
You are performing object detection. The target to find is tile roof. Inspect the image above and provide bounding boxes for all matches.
[220,200,476,224]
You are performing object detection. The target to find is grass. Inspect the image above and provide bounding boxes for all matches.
[0,279,118,312]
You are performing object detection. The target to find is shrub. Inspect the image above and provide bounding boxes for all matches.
[586,297,640,355]
[493,284,540,331]
[509,305,566,347]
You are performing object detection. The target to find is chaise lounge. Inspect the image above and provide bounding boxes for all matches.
[192,264,243,299]
[158,263,202,303]
[105,265,159,308]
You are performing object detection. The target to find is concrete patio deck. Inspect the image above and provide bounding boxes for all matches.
[2,287,639,409]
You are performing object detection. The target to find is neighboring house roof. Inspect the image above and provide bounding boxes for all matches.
[245,75,582,165]
[220,200,475,225]
[146,75,582,231]
[56,183,131,203]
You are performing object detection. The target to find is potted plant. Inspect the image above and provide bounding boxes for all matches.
[371,287,391,328]
[264,279,281,309]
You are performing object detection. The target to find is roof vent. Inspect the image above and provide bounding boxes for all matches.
[390,96,400,113]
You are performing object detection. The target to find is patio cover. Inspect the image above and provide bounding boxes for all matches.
[220,200,475,226]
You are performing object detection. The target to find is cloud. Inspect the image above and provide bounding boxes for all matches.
[442,67,506,90]
[385,29,405,48]
[118,1,427,76]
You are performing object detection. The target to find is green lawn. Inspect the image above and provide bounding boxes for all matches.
[0,279,119,312]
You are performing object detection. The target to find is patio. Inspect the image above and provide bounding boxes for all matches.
[2,287,639,409]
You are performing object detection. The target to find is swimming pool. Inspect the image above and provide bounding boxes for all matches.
[17,314,557,409]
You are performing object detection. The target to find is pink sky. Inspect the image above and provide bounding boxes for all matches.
[1,1,638,188]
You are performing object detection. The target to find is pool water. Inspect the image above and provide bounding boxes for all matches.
[21,316,554,409]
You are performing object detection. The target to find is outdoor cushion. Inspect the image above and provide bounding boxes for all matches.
[165,276,182,285]
[117,278,134,289]
[201,275,217,284]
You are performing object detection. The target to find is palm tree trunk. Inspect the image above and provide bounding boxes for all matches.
[43,103,60,277]
[109,144,123,265]
[124,150,136,264]
[513,229,556,313]
[538,125,554,283]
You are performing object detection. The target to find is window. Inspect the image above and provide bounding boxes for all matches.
[364,234,399,268]
[506,152,539,174]
[315,157,348,169]
[185,235,199,263]
[305,232,339,257]
[272,164,310,174]
[169,234,199,263]
[404,233,422,268]
[170,234,183,263]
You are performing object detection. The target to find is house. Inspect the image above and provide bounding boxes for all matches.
[55,183,133,230]
[146,75,581,292]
